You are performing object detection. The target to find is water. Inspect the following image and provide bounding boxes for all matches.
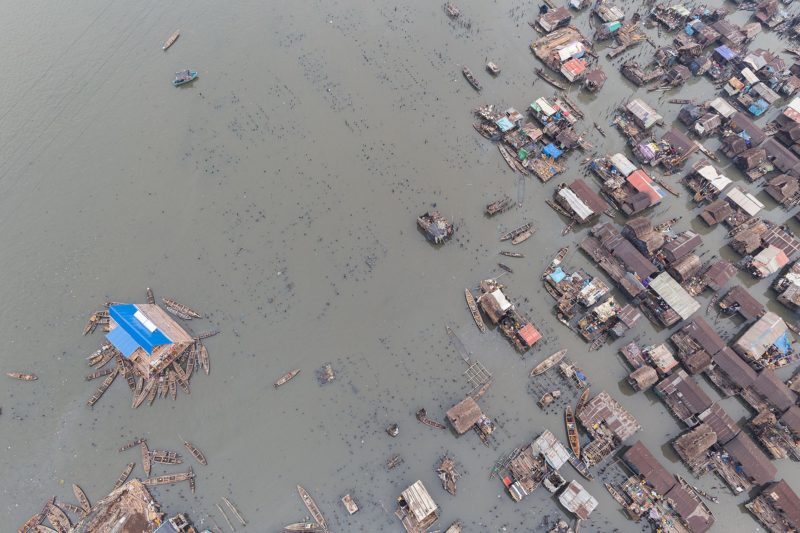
[1,0,799,531]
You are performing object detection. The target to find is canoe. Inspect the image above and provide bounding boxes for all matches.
[511,229,533,245]
[172,70,198,87]
[462,66,482,91]
[297,485,327,531]
[72,484,91,513]
[180,435,208,466]
[500,222,532,241]
[500,251,524,258]
[162,30,180,51]
[566,405,580,457]
[575,388,591,417]
[498,263,513,274]
[113,463,135,490]
[7,372,37,381]
[530,349,567,377]
[275,369,300,388]
[283,524,325,532]
[465,288,486,333]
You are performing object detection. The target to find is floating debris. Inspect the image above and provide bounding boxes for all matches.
[316,363,336,385]
[437,455,460,495]
[386,423,399,437]
[216,502,236,532]
[500,251,524,258]
[387,454,404,470]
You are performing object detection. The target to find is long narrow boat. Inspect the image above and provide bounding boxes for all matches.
[565,405,580,457]
[530,349,567,377]
[498,144,518,172]
[297,485,328,531]
[511,229,533,245]
[113,463,136,490]
[118,438,144,452]
[498,263,513,274]
[180,435,208,466]
[85,368,114,381]
[59,502,85,516]
[500,251,524,258]
[283,524,325,532]
[35,525,59,533]
[416,408,447,430]
[223,497,247,526]
[198,343,210,375]
[162,297,202,318]
[47,503,71,532]
[546,199,571,218]
[141,441,152,477]
[132,378,156,408]
[142,469,194,486]
[575,388,591,417]
[535,67,567,90]
[72,484,91,513]
[605,482,629,507]
[500,222,532,241]
[465,289,486,333]
[86,367,119,407]
[275,369,301,388]
[486,196,513,216]
[568,454,594,480]
[7,372,37,381]
[18,514,39,533]
[150,450,182,465]
[162,30,180,51]
[462,66,482,91]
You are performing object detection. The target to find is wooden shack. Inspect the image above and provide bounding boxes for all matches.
[628,365,658,391]
[396,480,439,533]
[446,397,484,435]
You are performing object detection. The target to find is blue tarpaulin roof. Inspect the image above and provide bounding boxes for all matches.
[773,333,791,355]
[748,99,769,116]
[106,304,172,358]
[715,46,736,61]
[543,143,563,159]
[549,266,567,284]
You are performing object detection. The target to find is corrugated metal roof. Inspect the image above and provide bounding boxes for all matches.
[626,99,663,129]
[627,170,663,205]
[401,481,438,521]
[610,153,637,176]
[734,312,787,360]
[107,326,140,358]
[708,97,736,118]
[695,164,732,192]
[106,304,172,357]
[557,41,585,62]
[558,188,594,220]
[533,429,571,470]
[726,186,764,216]
[751,245,789,276]
[649,274,700,320]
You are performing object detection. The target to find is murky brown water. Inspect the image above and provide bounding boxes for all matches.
[1,0,799,531]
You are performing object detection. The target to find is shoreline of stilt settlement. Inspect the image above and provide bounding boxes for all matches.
[11,0,800,531]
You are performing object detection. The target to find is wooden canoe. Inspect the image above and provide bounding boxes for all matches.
[72,484,91,513]
[511,229,533,245]
[297,485,327,531]
[462,66,482,91]
[283,524,325,532]
[47,503,70,533]
[113,463,135,490]
[7,372,37,381]
[150,449,182,464]
[500,251,524,258]
[198,343,210,375]
[162,30,180,51]
[162,297,202,319]
[18,514,39,533]
[498,263,513,274]
[275,369,300,388]
[34,526,58,533]
[146,287,155,304]
[500,222,532,241]
[465,288,486,333]
[565,405,580,457]
[141,441,151,477]
[180,435,208,466]
[530,349,567,377]
[142,469,194,486]
[535,67,567,90]
[575,388,590,417]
